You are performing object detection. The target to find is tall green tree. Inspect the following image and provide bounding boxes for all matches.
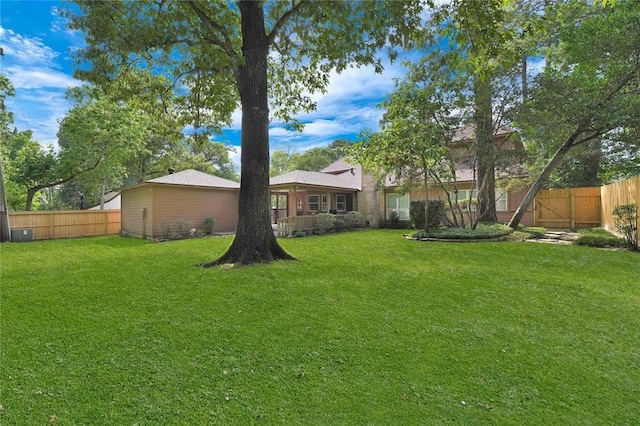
[430,0,524,223]
[508,0,640,228]
[351,49,468,230]
[67,0,422,264]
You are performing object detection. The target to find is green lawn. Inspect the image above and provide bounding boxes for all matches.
[1,230,639,424]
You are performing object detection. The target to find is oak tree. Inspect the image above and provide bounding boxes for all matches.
[67,0,422,264]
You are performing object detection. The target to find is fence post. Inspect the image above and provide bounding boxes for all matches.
[104,211,109,235]
[570,190,575,229]
[49,212,55,239]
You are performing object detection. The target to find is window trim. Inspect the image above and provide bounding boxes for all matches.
[336,194,347,212]
[307,194,320,212]
[495,188,508,212]
[386,192,410,220]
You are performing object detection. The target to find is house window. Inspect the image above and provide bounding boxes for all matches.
[451,189,477,211]
[321,194,329,212]
[495,188,508,211]
[451,188,507,211]
[307,195,320,212]
[336,194,346,212]
[386,193,410,220]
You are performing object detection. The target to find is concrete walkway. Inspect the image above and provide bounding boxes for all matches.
[527,230,580,245]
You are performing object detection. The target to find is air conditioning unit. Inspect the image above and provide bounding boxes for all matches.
[11,229,33,242]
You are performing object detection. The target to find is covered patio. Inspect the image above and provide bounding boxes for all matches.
[269,168,361,236]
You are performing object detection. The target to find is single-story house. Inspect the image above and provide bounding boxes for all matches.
[269,160,361,220]
[120,169,240,239]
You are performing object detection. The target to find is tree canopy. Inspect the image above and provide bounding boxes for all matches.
[67,0,423,264]
[508,0,640,227]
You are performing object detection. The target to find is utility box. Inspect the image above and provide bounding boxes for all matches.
[11,229,33,242]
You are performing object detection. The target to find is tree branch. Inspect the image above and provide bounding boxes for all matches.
[187,0,238,60]
[266,0,307,47]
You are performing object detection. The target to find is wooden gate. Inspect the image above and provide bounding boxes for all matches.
[534,187,601,229]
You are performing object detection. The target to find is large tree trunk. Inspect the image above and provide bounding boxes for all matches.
[474,76,497,223]
[508,137,577,229]
[205,1,294,266]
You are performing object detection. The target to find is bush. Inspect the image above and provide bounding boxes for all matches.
[523,227,547,239]
[203,216,215,235]
[173,219,194,239]
[613,204,638,251]
[333,219,346,230]
[506,226,546,241]
[344,211,364,227]
[315,213,335,230]
[574,228,622,248]
[412,223,512,240]
[410,200,446,230]
[387,210,400,228]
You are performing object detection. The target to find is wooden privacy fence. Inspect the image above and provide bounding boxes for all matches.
[601,175,640,234]
[9,210,121,240]
[534,187,601,229]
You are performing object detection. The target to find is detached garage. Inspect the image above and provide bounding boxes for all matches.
[120,169,240,239]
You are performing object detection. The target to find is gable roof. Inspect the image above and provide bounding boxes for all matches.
[270,168,361,191]
[147,169,240,189]
[88,192,121,210]
[320,158,359,174]
[452,123,515,143]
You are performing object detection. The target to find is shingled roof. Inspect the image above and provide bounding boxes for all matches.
[270,169,361,190]
[147,169,240,189]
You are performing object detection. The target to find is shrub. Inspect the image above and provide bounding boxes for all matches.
[293,230,306,237]
[388,210,399,227]
[203,216,216,235]
[344,211,364,228]
[523,227,547,239]
[506,226,546,241]
[315,213,335,230]
[613,204,638,251]
[173,219,194,239]
[413,223,512,240]
[161,222,171,240]
[333,219,345,230]
[574,228,622,248]
[410,200,446,230]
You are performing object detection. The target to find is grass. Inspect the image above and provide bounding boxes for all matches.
[1,230,639,424]
[574,227,624,248]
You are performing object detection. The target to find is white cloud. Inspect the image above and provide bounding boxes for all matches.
[5,65,81,90]
[0,26,82,147]
[0,27,59,66]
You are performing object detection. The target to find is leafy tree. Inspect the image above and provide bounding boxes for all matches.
[270,147,296,177]
[67,0,422,264]
[429,0,525,223]
[351,50,467,231]
[270,139,353,176]
[70,0,421,264]
[508,0,640,228]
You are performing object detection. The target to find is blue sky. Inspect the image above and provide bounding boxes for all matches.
[0,1,410,170]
